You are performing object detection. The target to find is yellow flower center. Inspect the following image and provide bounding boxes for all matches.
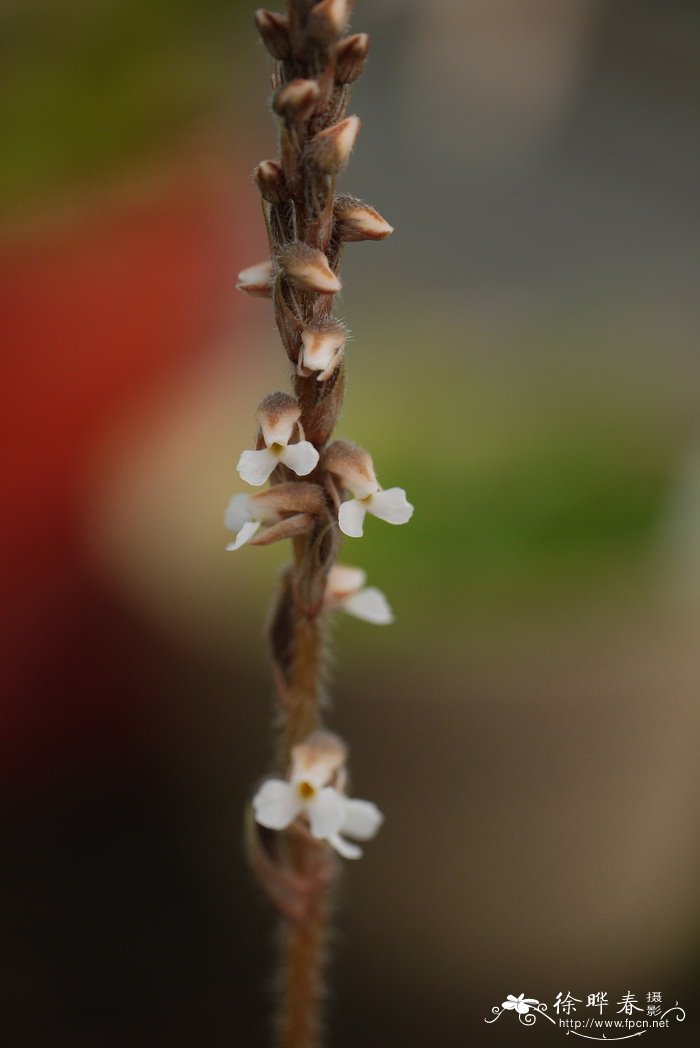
[269,442,284,455]
[297,780,316,801]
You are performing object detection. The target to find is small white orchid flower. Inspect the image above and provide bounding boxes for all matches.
[502,995,539,1015]
[237,392,320,486]
[323,440,413,538]
[324,565,393,624]
[253,731,383,860]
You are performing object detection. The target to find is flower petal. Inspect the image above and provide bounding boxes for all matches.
[326,564,367,599]
[340,798,383,840]
[237,447,278,486]
[280,440,320,477]
[368,487,414,525]
[340,586,394,625]
[502,1001,516,1010]
[338,498,367,537]
[224,493,253,532]
[253,779,301,830]
[306,786,346,839]
[328,833,363,860]
[225,520,262,551]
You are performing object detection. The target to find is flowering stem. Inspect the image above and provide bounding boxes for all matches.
[240,3,392,1044]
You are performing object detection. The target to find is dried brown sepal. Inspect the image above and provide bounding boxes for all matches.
[306,115,360,175]
[322,438,377,496]
[333,194,394,241]
[279,242,341,294]
[255,160,288,204]
[251,482,327,518]
[250,513,318,546]
[273,79,321,123]
[335,32,369,84]
[254,8,291,61]
[237,259,274,297]
[306,0,350,45]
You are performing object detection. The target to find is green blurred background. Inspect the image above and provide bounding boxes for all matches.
[2,1,700,1045]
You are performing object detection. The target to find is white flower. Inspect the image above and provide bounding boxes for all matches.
[224,494,269,550]
[338,487,413,538]
[237,392,320,486]
[502,995,539,1015]
[324,565,393,624]
[323,440,414,538]
[253,732,383,860]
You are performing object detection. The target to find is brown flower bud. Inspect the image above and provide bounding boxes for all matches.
[236,260,274,297]
[306,0,349,45]
[299,318,347,378]
[333,195,393,241]
[254,160,287,204]
[306,116,360,174]
[273,79,320,123]
[255,391,301,445]
[279,242,341,294]
[254,9,291,61]
[251,482,327,518]
[323,440,378,498]
[335,33,369,84]
[249,513,317,546]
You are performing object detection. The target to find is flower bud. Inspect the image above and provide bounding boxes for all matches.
[279,242,341,294]
[323,440,378,499]
[333,195,393,241]
[254,9,291,61]
[254,159,288,204]
[335,33,370,84]
[300,318,347,375]
[273,78,320,122]
[306,116,360,175]
[236,260,273,297]
[307,0,349,45]
[255,391,301,446]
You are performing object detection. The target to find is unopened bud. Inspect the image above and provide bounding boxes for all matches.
[279,242,341,294]
[273,78,320,122]
[335,33,370,83]
[333,195,393,241]
[300,319,347,374]
[307,0,349,45]
[306,116,360,175]
[255,160,287,204]
[323,440,378,499]
[256,391,301,445]
[254,9,291,61]
[236,260,273,297]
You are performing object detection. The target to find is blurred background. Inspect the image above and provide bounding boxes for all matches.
[2,0,700,1044]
